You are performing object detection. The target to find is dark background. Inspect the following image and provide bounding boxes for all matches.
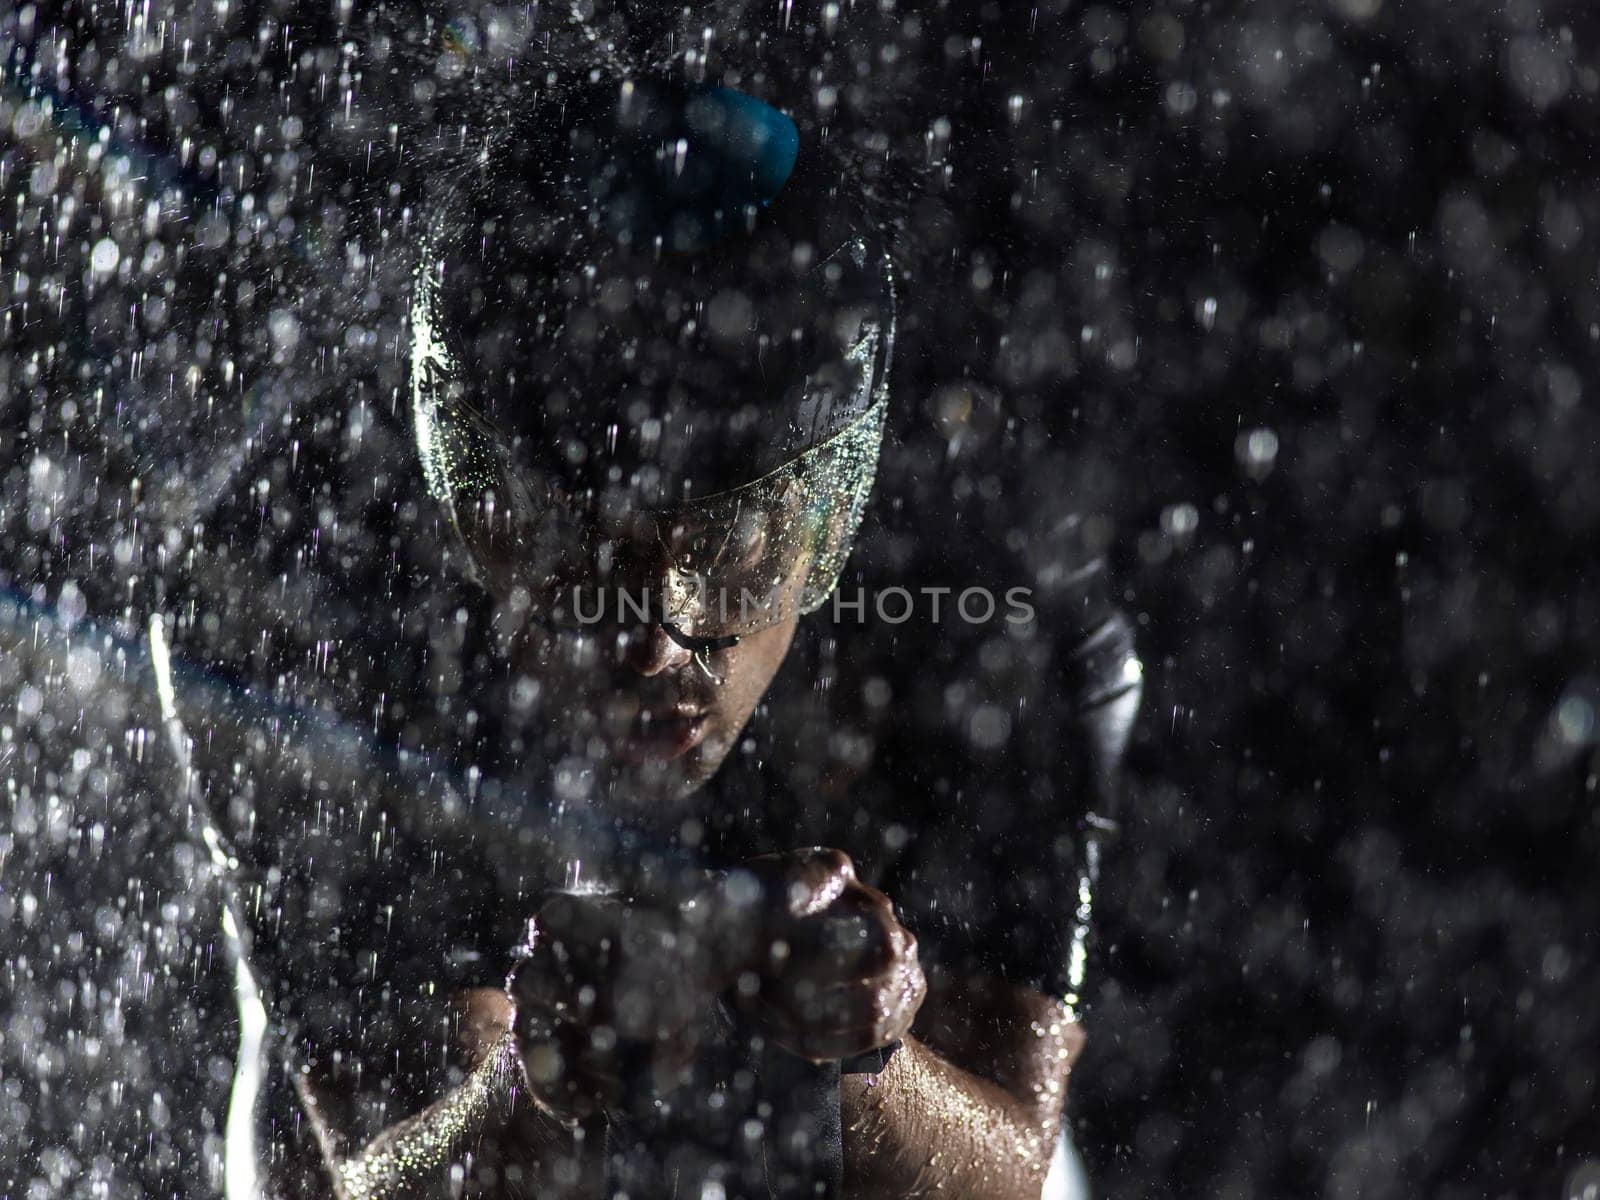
[3,1,1597,1196]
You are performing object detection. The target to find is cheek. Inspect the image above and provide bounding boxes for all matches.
[710,624,796,716]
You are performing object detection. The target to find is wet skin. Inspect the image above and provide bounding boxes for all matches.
[509,848,928,1121]
[455,874,1085,1200]
[489,603,1083,1197]
[472,488,810,817]
[495,571,932,1111]
[279,520,1086,1198]
[504,611,798,810]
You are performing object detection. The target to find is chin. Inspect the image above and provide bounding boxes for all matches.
[610,736,730,808]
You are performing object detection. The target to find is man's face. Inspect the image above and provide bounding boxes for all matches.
[473,507,801,815]
[512,611,798,805]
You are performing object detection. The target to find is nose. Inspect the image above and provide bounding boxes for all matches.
[622,623,695,677]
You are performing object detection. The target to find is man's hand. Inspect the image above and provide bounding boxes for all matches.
[508,849,925,1118]
[509,891,722,1122]
[731,848,927,1062]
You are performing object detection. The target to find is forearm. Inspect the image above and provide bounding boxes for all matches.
[330,1032,520,1199]
[286,1032,582,1200]
[841,1034,1060,1199]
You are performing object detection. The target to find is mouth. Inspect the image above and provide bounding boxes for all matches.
[619,706,711,763]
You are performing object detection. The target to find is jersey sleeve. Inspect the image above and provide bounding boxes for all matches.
[873,519,1142,1004]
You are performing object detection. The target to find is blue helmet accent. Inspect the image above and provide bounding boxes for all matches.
[589,82,800,253]
[690,86,801,201]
